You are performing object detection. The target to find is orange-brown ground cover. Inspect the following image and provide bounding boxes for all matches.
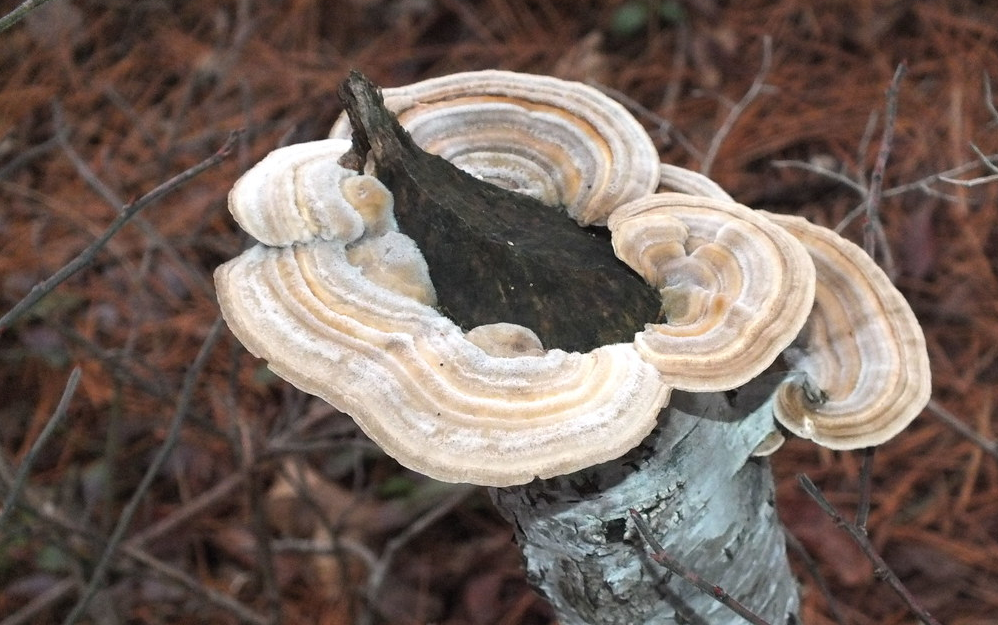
[1,1,997,624]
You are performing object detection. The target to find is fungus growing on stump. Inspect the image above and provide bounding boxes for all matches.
[215,72,823,486]
[214,70,932,624]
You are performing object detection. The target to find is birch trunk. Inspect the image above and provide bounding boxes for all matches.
[491,388,801,625]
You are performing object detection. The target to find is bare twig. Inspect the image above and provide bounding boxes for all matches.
[0,135,59,181]
[701,35,772,176]
[61,317,226,625]
[936,141,998,186]
[629,509,773,625]
[123,545,270,625]
[970,142,998,175]
[50,101,216,298]
[797,475,943,625]
[984,72,998,126]
[271,536,379,569]
[0,130,239,334]
[855,446,876,532]
[247,467,282,625]
[0,0,59,34]
[771,160,868,196]
[883,151,998,197]
[854,109,880,188]
[0,367,81,531]
[927,399,998,460]
[1,463,269,625]
[938,172,998,187]
[863,62,906,272]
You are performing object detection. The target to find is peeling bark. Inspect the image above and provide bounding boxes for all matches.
[492,389,800,625]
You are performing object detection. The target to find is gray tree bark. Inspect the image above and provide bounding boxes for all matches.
[492,388,800,625]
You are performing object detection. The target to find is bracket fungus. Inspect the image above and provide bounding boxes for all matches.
[330,69,661,226]
[216,71,932,487]
[654,160,931,448]
[607,192,816,392]
[762,212,932,449]
[216,137,672,486]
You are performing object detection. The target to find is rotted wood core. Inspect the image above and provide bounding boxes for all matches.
[337,71,662,353]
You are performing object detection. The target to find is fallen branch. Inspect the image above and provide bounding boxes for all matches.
[0,131,240,334]
[797,474,943,625]
[629,509,773,625]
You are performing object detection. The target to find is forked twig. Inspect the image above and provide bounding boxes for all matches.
[629,509,773,625]
[0,130,240,334]
[797,475,943,625]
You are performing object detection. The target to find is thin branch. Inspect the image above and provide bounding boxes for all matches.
[0,130,239,334]
[61,317,226,625]
[938,172,998,187]
[883,151,998,197]
[854,109,880,188]
[271,537,379,569]
[0,0,58,34]
[6,479,269,625]
[835,201,867,234]
[247,466,282,625]
[0,367,81,531]
[797,475,943,625]
[864,62,906,270]
[855,447,876,532]
[50,101,216,298]
[0,135,59,181]
[970,142,998,175]
[984,72,998,126]
[701,35,772,176]
[628,509,773,625]
[771,160,869,196]
[123,545,270,625]
[927,399,998,460]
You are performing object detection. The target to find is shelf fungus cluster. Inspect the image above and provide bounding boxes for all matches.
[215,70,931,486]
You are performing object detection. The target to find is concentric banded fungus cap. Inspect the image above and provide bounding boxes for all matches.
[215,139,672,486]
[227,139,394,246]
[330,70,661,225]
[762,212,932,449]
[606,192,816,392]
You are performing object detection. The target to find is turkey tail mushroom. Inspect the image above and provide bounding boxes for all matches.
[607,193,816,392]
[330,70,661,226]
[762,212,932,449]
[216,139,672,487]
